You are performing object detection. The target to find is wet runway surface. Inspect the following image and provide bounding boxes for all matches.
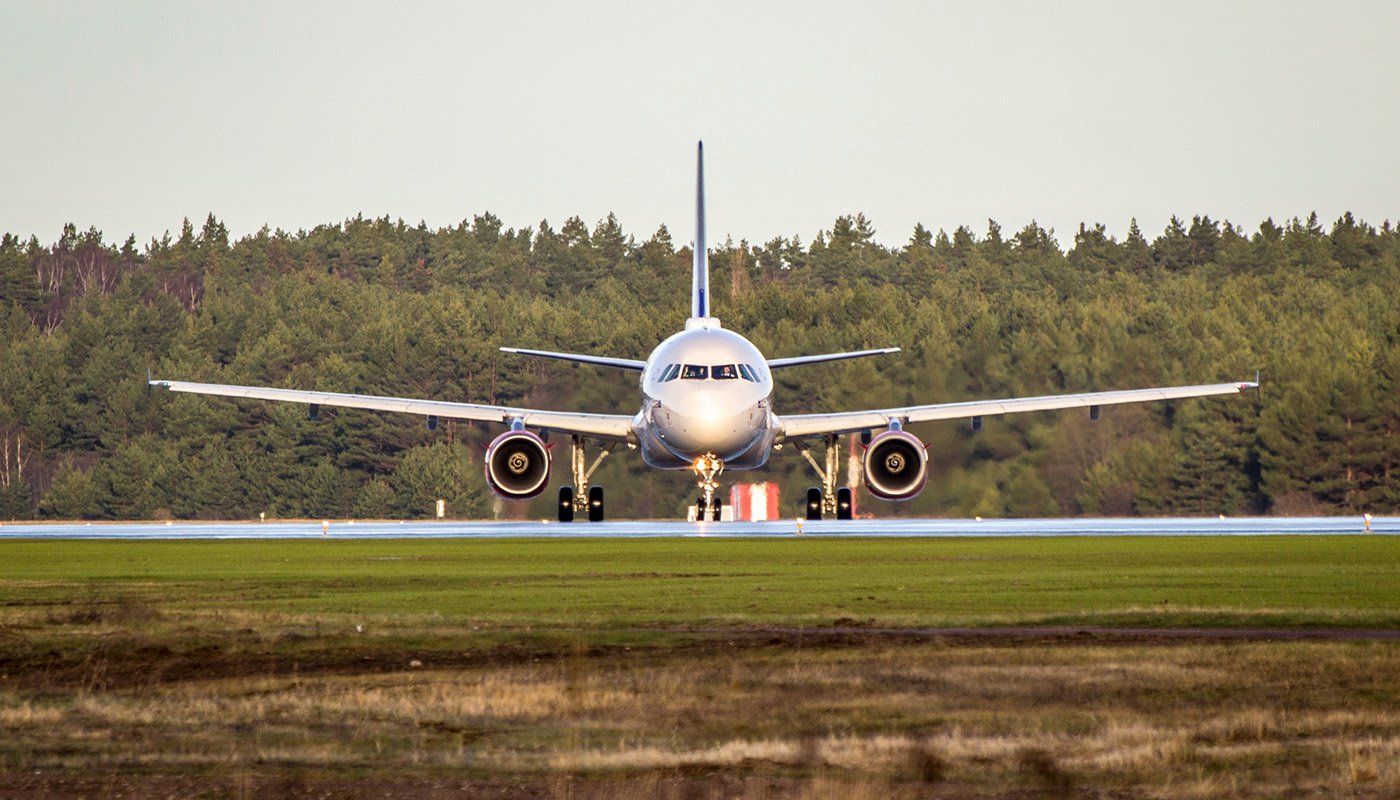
[0,516,1392,539]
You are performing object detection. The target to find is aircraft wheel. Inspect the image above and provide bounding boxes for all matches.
[588,486,605,522]
[709,496,722,521]
[836,487,853,520]
[695,498,707,522]
[558,486,575,522]
[805,487,823,521]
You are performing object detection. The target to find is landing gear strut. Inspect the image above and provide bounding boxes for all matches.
[691,453,724,522]
[558,434,612,522]
[800,434,853,520]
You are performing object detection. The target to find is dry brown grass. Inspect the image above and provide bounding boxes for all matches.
[3,634,1400,798]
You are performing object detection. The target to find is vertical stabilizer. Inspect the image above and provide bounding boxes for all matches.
[692,141,709,319]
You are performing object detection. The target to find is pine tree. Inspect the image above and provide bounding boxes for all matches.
[1123,218,1154,274]
[0,234,41,313]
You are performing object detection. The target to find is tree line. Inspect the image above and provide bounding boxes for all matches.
[0,208,1396,520]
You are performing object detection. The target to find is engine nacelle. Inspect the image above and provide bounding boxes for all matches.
[862,428,928,501]
[484,430,551,499]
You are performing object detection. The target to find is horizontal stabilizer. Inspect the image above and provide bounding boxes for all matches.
[767,347,901,369]
[499,347,646,371]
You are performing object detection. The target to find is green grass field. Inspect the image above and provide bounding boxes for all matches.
[3,535,1398,629]
[2,536,1399,799]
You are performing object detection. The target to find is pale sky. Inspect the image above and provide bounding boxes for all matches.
[2,1,1397,249]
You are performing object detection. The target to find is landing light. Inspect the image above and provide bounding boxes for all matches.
[692,454,722,471]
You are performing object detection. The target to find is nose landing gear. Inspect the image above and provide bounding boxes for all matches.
[691,453,724,522]
[694,495,722,521]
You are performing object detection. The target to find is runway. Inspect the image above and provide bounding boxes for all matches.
[0,515,1391,539]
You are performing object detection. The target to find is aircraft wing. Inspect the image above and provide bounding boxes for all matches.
[778,380,1258,441]
[149,379,636,442]
[767,347,900,369]
[499,347,646,371]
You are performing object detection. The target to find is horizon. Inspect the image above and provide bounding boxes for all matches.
[7,206,1393,255]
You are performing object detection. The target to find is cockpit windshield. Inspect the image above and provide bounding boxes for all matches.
[660,363,761,382]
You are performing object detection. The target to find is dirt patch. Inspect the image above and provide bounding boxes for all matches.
[0,772,1070,800]
[4,625,1397,693]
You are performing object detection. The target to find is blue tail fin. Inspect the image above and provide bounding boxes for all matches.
[692,141,709,319]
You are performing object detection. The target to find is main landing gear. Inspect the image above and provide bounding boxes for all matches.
[558,434,612,522]
[799,433,854,521]
[691,453,724,522]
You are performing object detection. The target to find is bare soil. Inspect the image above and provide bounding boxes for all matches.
[5,624,1396,693]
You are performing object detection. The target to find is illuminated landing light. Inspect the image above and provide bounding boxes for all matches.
[692,454,723,472]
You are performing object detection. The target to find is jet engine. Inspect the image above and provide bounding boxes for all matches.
[862,428,928,501]
[484,430,551,499]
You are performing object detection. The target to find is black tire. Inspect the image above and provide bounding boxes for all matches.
[695,498,707,522]
[709,495,722,522]
[558,486,575,522]
[588,486,605,522]
[836,487,853,520]
[806,487,823,521]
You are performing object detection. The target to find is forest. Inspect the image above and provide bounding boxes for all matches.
[0,208,1396,521]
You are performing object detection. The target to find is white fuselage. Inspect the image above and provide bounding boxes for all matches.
[633,318,778,470]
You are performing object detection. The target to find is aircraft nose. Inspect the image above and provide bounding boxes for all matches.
[660,389,762,456]
[669,388,750,420]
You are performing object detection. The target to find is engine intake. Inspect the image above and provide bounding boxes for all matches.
[862,429,928,501]
[485,430,551,499]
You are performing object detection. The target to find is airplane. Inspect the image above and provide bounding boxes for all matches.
[150,142,1258,522]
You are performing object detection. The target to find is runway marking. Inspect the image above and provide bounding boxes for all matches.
[1,516,1396,539]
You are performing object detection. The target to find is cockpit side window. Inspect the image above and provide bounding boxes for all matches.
[711,364,738,380]
[681,364,708,380]
[661,364,681,382]
[737,363,756,382]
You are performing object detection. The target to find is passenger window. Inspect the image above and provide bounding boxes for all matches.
[712,364,738,380]
[681,364,708,380]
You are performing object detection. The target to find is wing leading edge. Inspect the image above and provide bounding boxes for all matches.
[778,380,1258,441]
[149,379,636,442]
